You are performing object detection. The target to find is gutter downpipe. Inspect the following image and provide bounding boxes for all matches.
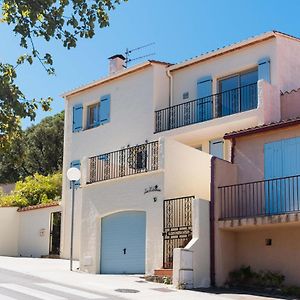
[166,69,173,107]
[210,156,217,286]
[166,69,173,130]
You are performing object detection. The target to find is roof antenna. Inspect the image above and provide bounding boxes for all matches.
[124,42,155,68]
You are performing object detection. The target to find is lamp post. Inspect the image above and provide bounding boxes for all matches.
[67,167,81,271]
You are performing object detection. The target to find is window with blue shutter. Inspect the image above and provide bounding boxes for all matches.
[87,103,100,128]
[99,95,111,125]
[196,76,213,122]
[70,160,81,188]
[258,58,271,83]
[72,104,83,132]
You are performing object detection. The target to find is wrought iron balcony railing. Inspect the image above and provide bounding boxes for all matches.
[219,174,300,220]
[88,141,159,183]
[155,83,257,133]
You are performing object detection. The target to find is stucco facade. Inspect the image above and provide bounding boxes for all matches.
[214,90,300,286]
[61,31,300,288]
[0,204,61,258]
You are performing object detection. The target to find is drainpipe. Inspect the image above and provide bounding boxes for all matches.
[166,69,173,130]
[166,69,173,107]
[231,138,236,164]
[210,157,217,286]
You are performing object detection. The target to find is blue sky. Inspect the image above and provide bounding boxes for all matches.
[1,0,300,127]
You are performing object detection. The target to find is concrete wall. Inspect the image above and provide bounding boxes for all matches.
[18,206,62,258]
[163,139,212,288]
[276,36,300,93]
[236,225,300,286]
[0,207,19,256]
[233,124,300,183]
[281,89,300,120]
[213,158,238,286]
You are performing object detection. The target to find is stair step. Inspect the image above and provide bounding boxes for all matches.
[154,269,173,277]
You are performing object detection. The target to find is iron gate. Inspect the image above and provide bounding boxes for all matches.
[162,196,194,269]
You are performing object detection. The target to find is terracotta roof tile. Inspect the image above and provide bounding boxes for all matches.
[17,201,60,212]
[224,117,300,139]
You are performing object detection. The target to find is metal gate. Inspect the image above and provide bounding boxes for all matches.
[162,196,194,269]
[49,212,61,256]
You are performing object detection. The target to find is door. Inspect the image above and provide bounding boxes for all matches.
[264,137,300,214]
[210,139,224,159]
[218,75,239,116]
[49,212,61,256]
[196,76,213,122]
[100,211,146,274]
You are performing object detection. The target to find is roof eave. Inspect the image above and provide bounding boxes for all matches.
[61,61,154,98]
[224,118,300,140]
[167,31,277,72]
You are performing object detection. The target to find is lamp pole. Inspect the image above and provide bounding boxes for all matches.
[67,167,81,272]
[70,180,75,271]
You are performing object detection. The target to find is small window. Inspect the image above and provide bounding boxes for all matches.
[265,238,272,246]
[87,103,100,128]
[183,92,189,100]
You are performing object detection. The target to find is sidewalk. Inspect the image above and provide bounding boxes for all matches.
[0,256,283,300]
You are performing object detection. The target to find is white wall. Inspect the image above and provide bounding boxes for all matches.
[80,171,165,274]
[163,140,212,288]
[18,206,62,258]
[0,207,19,256]
[61,64,169,260]
[170,39,277,106]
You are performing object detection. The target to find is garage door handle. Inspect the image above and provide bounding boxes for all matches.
[123,248,126,255]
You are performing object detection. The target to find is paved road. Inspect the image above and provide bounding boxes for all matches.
[0,257,284,300]
[0,268,122,300]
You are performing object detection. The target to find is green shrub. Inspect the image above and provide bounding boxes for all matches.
[0,173,62,207]
[228,266,285,289]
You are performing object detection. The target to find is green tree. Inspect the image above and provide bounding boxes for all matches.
[0,0,127,147]
[0,172,62,207]
[0,111,64,183]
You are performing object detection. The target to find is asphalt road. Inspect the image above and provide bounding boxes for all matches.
[0,257,284,300]
[0,268,123,300]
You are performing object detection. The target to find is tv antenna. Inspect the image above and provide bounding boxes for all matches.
[124,42,155,68]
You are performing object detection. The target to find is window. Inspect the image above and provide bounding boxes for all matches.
[209,139,224,159]
[218,69,258,116]
[87,103,100,128]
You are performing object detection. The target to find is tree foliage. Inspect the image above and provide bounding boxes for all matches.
[0,111,64,183]
[0,0,127,146]
[0,172,62,207]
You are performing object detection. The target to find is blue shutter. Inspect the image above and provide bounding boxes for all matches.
[99,95,111,125]
[264,137,300,214]
[72,104,83,132]
[258,58,271,83]
[196,76,213,122]
[70,160,81,188]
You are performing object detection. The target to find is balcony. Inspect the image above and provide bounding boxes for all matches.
[87,141,159,184]
[155,83,257,133]
[219,174,300,221]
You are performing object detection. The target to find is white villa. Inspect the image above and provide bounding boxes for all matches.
[61,31,300,288]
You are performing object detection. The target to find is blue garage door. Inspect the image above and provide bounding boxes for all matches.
[100,211,146,274]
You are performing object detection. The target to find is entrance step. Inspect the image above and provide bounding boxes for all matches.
[154,269,173,277]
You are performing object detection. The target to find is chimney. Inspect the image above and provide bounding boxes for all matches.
[108,54,126,75]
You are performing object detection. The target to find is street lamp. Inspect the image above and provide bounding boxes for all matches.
[67,167,81,271]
